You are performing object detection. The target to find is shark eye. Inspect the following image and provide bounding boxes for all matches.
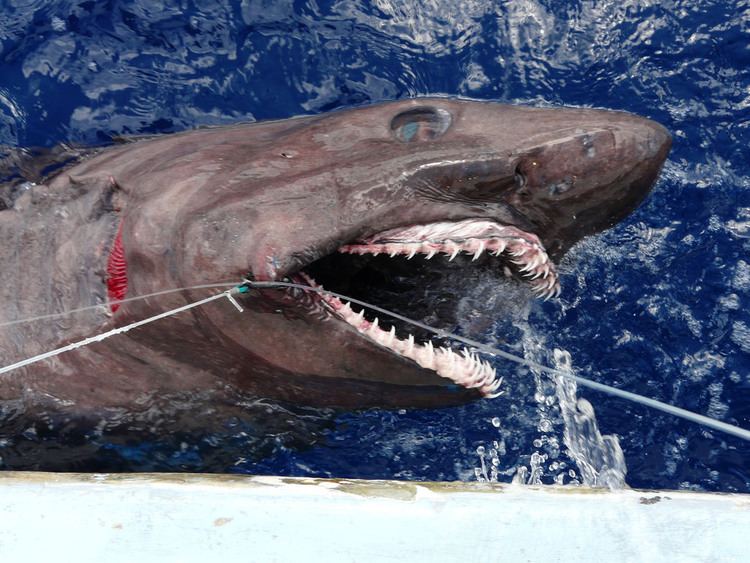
[391,107,452,143]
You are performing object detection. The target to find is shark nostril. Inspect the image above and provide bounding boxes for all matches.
[514,165,527,188]
[548,177,574,196]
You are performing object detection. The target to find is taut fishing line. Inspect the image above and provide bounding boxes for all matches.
[0,279,748,441]
[0,282,238,328]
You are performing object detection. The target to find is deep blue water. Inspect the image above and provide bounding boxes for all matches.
[0,1,748,493]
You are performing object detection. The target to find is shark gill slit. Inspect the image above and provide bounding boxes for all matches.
[106,221,128,312]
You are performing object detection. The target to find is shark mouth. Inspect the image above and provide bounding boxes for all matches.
[295,219,560,399]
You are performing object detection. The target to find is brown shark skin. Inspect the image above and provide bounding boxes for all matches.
[0,98,671,413]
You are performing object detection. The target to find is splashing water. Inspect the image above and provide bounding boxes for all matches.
[475,314,627,489]
[552,349,627,489]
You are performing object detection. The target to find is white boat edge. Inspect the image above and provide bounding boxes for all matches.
[1,472,747,562]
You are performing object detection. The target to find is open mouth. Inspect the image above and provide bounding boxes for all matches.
[292,219,560,399]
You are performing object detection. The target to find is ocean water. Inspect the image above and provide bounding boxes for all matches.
[0,0,748,493]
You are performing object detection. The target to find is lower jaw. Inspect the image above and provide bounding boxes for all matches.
[291,271,503,398]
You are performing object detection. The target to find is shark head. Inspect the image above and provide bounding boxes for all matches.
[103,98,670,407]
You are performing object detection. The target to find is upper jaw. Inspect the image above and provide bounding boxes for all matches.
[339,218,561,300]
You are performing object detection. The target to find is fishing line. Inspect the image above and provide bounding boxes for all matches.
[0,290,241,377]
[0,279,748,442]
[248,280,750,442]
[0,282,238,328]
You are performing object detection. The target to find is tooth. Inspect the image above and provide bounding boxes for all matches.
[472,240,485,261]
[355,309,365,322]
[472,364,486,387]
[451,350,460,371]
[407,334,415,354]
[389,250,398,258]
[449,247,460,261]
[443,241,458,256]
[483,367,496,387]
[464,363,479,386]
[371,317,379,330]
[486,378,504,398]
[439,347,450,366]
[426,249,437,259]
[388,326,396,344]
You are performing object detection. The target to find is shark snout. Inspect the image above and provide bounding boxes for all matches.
[646,120,672,166]
[621,113,672,167]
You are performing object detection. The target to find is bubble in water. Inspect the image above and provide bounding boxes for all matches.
[491,417,501,427]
